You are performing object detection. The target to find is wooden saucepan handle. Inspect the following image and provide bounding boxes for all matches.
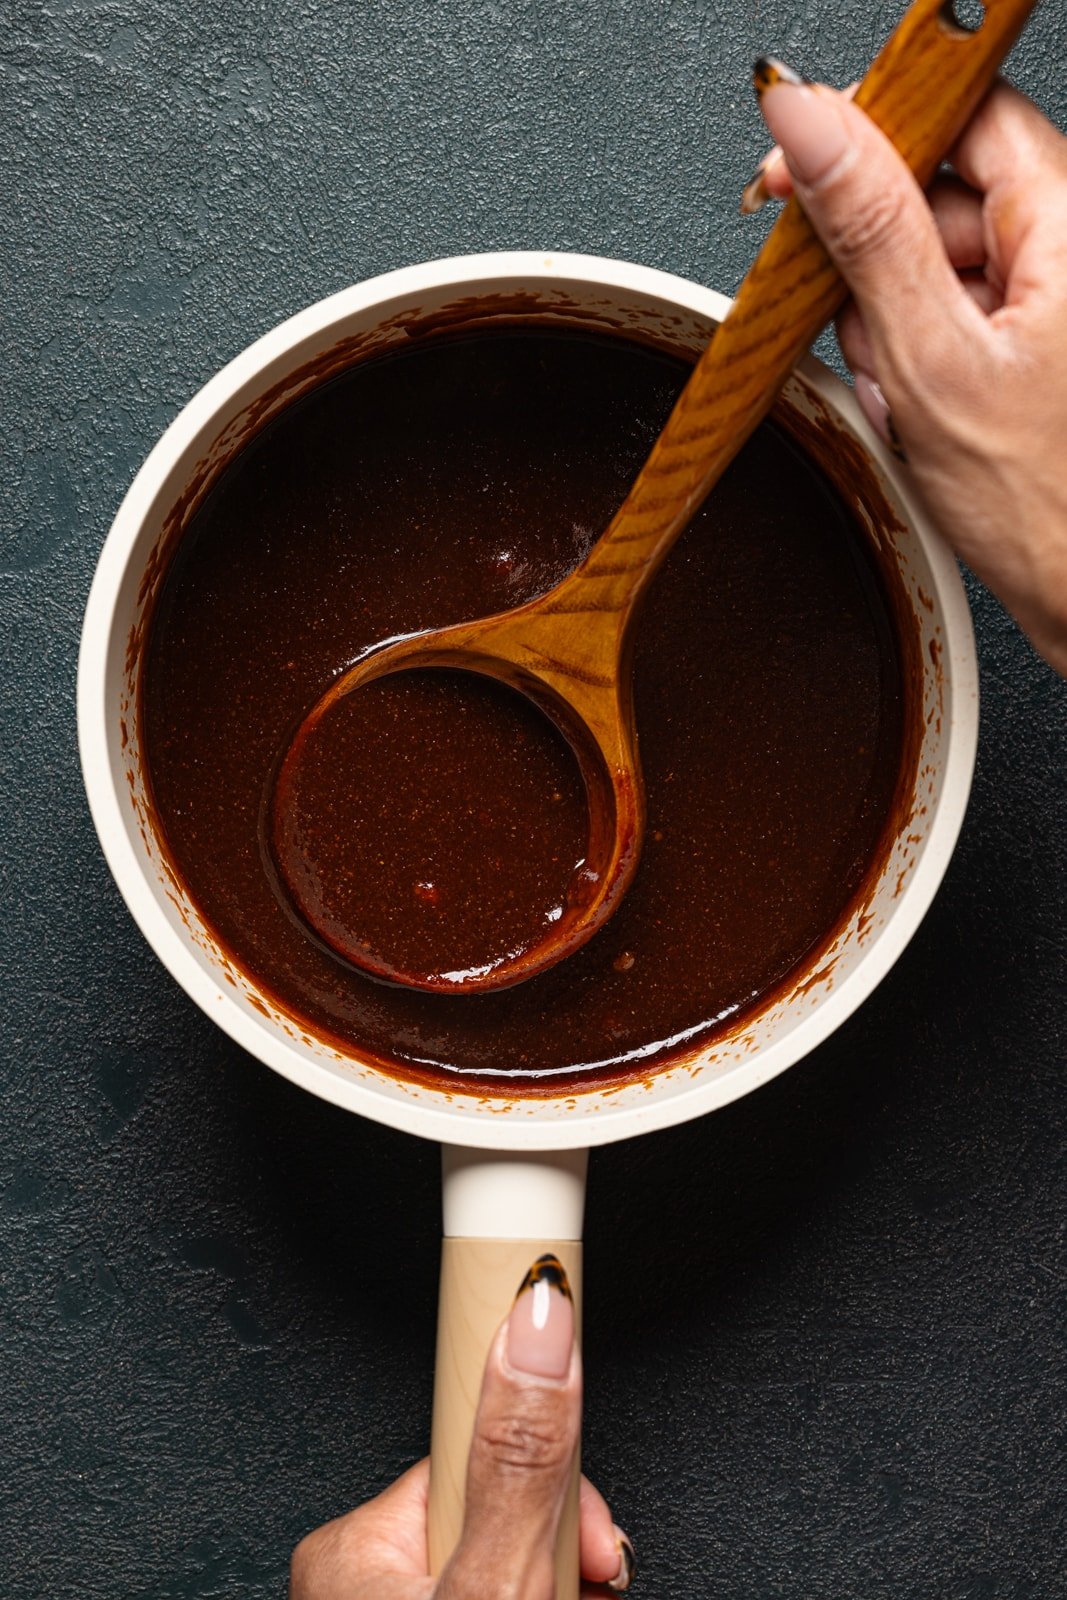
[428,1237,584,1597]
[568,0,1039,613]
[428,1149,588,1598]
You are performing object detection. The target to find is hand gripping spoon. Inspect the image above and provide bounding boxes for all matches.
[271,0,1037,997]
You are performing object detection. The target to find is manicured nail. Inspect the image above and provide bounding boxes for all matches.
[758,76,853,188]
[740,164,771,215]
[608,1526,636,1592]
[753,55,809,96]
[886,412,909,464]
[740,147,786,215]
[854,370,889,436]
[854,371,908,463]
[507,1254,574,1380]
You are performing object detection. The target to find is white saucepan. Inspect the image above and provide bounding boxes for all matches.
[77,252,978,1596]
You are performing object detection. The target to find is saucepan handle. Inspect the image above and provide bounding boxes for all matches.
[428,1148,589,1600]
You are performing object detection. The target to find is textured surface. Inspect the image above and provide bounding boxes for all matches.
[2,2,1065,1596]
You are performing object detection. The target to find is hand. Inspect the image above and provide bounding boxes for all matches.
[750,66,1067,677]
[289,1255,635,1598]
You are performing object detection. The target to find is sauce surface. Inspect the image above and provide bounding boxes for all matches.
[271,668,590,986]
[142,329,907,1091]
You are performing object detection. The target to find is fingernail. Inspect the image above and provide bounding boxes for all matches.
[740,148,785,215]
[758,78,853,188]
[854,369,889,434]
[886,413,909,464]
[740,165,771,215]
[608,1526,636,1592]
[753,55,809,96]
[854,371,909,463]
[507,1254,574,1380]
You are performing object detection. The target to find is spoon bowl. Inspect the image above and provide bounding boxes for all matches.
[270,613,641,992]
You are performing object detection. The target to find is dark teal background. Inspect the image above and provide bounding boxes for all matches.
[2,3,1065,1596]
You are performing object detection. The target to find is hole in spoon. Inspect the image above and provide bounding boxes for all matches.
[939,0,984,34]
[269,668,595,991]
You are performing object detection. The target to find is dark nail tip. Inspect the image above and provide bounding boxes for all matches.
[886,414,909,464]
[753,55,810,95]
[608,1530,636,1592]
[740,168,771,215]
[515,1252,573,1303]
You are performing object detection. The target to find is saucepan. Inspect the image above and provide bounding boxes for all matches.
[77,252,978,1595]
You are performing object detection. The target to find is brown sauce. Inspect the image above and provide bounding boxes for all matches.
[141,328,907,1092]
[271,669,590,986]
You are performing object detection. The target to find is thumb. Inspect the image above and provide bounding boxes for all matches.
[757,62,980,388]
[437,1255,580,1600]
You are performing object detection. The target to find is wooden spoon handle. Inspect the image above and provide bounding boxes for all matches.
[562,0,1037,612]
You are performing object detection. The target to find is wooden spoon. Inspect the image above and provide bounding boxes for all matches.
[272,0,1035,996]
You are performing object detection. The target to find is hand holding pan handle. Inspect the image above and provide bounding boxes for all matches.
[430,1150,587,1593]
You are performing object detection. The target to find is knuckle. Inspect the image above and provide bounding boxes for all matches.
[822,183,911,269]
[476,1408,571,1477]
